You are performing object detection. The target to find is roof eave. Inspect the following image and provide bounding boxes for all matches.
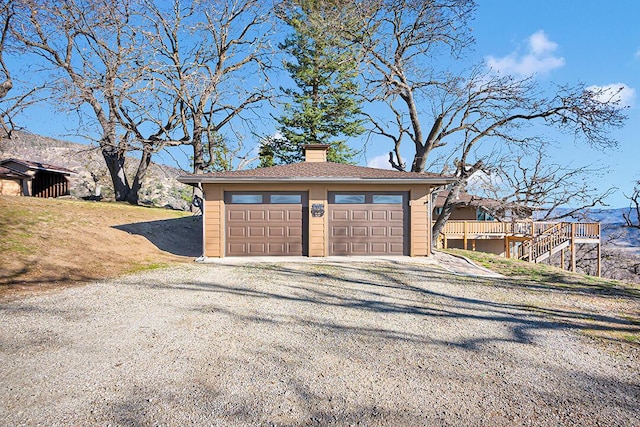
[177,176,457,186]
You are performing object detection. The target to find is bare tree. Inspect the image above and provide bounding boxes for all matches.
[355,0,476,172]
[474,144,616,221]
[0,0,43,137]
[350,2,626,243]
[418,71,626,239]
[139,0,274,185]
[12,0,163,203]
[0,1,13,104]
[623,180,640,229]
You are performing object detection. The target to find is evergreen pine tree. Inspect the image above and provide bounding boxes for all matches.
[261,0,364,165]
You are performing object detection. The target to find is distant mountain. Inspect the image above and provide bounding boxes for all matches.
[0,131,192,210]
[584,207,639,225]
[582,208,640,253]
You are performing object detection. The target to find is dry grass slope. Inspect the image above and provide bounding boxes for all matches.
[0,196,201,300]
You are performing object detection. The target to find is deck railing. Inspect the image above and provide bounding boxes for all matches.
[437,220,601,276]
[437,220,600,240]
[436,220,535,236]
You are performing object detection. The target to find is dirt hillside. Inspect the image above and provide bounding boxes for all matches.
[0,196,201,300]
[0,131,192,210]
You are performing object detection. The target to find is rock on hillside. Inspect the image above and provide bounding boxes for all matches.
[0,131,192,210]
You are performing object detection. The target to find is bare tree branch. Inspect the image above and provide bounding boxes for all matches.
[623,181,640,229]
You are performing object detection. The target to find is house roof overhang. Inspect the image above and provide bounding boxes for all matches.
[177,161,456,187]
[0,158,76,175]
[178,176,456,185]
[0,166,30,179]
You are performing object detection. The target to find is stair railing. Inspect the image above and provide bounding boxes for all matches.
[519,222,572,261]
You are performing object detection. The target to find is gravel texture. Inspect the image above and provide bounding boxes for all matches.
[0,258,638,426]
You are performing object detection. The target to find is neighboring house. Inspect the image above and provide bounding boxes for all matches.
[433,190,500,222]
[178,144,455,258]
[0,158,75,198]
[433,190,508,256]
[433,189,602,276]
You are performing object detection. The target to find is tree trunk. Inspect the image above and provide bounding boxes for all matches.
[431,180,464,248]
[411,149,428,172]
[191,128,205,204]
[126,144,153,205]
[101,147,130,202]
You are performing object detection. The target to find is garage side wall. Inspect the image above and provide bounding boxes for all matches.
[410,185,431,257]
[203,185,224,257]
[202,183,433,258]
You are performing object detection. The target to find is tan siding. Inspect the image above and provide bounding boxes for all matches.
[0,178,23,196]
[445,238,506,256]
[445,206,477,221]
[410,185,430,256]
[476,239,505,256]
[203,185,224,257]
[308,186,327,256]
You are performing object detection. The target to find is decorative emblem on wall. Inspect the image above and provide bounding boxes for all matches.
[311,203,325,217]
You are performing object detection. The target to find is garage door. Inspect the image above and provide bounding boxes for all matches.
[225,192,306,256]
[329,192,408,256]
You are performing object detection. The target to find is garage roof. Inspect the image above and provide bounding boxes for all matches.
[178,162,456,185]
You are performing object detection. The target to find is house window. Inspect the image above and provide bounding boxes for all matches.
[476,209,494,221]
[334,194,366,204]
[230,194,263,204]
[372,194,403,204]
[270,194,302,204]
[434,207,443,215]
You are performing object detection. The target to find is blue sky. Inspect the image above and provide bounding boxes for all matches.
[474,0,639,208]
[367,1,639,209]
[10,0,640,208]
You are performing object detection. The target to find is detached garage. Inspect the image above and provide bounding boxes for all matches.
[178,145,454,258]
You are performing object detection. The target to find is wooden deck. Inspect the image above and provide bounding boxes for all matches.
[436,220,601,276]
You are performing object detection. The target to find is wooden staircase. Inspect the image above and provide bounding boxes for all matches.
[519,222,572,263]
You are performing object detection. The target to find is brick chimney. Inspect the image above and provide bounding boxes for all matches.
[303,144,330,162]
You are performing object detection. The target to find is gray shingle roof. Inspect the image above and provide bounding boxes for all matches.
[179,162,454,184]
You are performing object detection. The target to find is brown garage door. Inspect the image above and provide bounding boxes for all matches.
[328,192,408,256]
[225,192,306,256]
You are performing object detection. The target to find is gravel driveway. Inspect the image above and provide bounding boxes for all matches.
[1,259,638,426]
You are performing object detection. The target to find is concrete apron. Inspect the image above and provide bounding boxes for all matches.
[195,252,503,279]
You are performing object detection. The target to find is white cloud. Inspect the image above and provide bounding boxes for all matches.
[635,48,640,58]
[529,30,558,55]
[587,83,636,108]
[485,30,565,77]
[367,154,394,170]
